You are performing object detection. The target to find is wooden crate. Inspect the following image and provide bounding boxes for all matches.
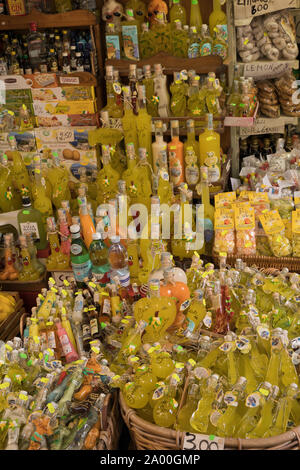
[0,291,26,342]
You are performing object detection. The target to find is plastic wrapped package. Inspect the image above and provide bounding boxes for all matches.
[292,210,300,257]
[235,203,256,256]
[269,192,294,220]
[260,210,292,257]
[215,191,236,209]
[214,208,235,254]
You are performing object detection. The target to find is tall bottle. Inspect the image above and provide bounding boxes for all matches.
[108,235,130,287]
[9,136,31,199]
[199,113,221,186]
[168,120,184,187]
[189,0,202,31]
[46,217,70,271]
[89,232,110,282]
[216,377,247,437]
[200,166,214,254]
[122,87,139,157]
[209,0,227,37]
[190,374,219,433]
[96,145,120,206]
[137,85,153,166]
[169,0,186,28]
[32,172,53,229]
[0,154,21,212]
[78,197,96,249]
[18,235,40,281]
[103,65,123,118]
[70,224,92,287]
[153,64,170,118]
[152,120,168,175]
[143,65,158,117]
[18,195,48,251]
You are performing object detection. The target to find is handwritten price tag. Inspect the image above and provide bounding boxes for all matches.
[56,129,74,143]
[183,432,225,451]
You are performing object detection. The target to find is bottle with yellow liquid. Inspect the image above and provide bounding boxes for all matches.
[148,346,175,380]
[190,374,220,433]
[114,320,148,367]
[103,65,124,118]
[186,252,203,291]
[143,65,159,117]
[0,154,22,212]
[122,143,138,205]
[176,382,199,432]
[136,85,153,166]
[18,235,40,281]
[153,375,179,428]
[199,113,221,187]
[264,329,282,387]
[209,0,227,37]
[247,385,280,438]
[46,217,70,271]
[171,183,196,259]
[33,172,53,230]
[216,377,247,437]
[266,383,299,437]
[190,0,202,31]
[183,289,207,336]
[48,153,71,211]
[122,87,139,159]
[9,135,32,198]
[237,381,273,438]
[131,147,152,212]
[96,145,120,206]
[31,155,52,200]
[123,381,149,410]
[170,0,186,28]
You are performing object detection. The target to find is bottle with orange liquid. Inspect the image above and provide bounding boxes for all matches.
[168,120,184,187]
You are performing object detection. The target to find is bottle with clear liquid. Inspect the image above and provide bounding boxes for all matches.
[216,377,247,437]
[89,232,110,281]
[70,224,92,287]
[168,120,184,187]
[153,63,170,118]
[137,85,153,166]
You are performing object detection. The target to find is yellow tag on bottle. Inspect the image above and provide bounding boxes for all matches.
[47,403,55,414]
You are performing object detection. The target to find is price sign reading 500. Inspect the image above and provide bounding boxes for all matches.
[183,433,225,451]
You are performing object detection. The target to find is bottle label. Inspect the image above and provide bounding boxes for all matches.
[106,35,121,60]
[40,64,47,73]
[200,43,212,56]
[210,410,222,426]
[63,65,71,74]
[188,43,200,58]
[246,392,261,408]
[90,318,99,336]
[203,312,212,328]
[224,391,238,407]
[213,43,227,60]
[71,244,83,255]
[77,66,84,72]
[185,166,199,185]
[28,39,42,59]
[47,331,56,349]
[102,298,111,317]
[82,324,91,339]
[19,222,40,242]
[59,334,72,355]
[121,25,140,60]
[71,259,91,282]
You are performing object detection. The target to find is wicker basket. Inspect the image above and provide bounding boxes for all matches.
[212,253,300,272]
[119,391,300,450]
[0,292,26,342]
[97,391,121,450]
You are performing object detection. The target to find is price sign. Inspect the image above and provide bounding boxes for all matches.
[243,61,297,80]
[59,76,80,85]
[234,0,297,25]
[56,129,74,143]
[183,432,225,451]
[240,118,285,137]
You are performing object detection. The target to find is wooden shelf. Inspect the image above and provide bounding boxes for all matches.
[106,52,226,76]
[0,8,98,30]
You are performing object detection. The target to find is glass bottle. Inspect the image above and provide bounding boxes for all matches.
[168,120,184,187]
[189,0,202,31]
[70,224,92,287]
[89,232,110,281]
[170,0,186,28]
[18,196,48,251]
[27,22,47,72]
[18,235,40,281]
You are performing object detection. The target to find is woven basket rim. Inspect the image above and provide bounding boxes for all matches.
[119,391,300,449]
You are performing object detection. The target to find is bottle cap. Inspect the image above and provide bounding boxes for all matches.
[76,52,81,57]
[70,224,80,234]
[171,120,179,128]
[21,196,31,207]
[92,232,102,241]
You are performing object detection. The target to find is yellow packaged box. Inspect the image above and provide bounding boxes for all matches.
[292,210,300,257]
[31,86,95,102]
[32,100,96,116]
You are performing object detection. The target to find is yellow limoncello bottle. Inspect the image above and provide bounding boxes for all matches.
[183,289,207,336]
[190,0,202,31]
[33,171,53,229]
[103,65,123,118]
[122,87,139,159]
[18,235,40,281]
[199,166,215,255]
[190,374,220,433]
[209,0,227,37]
[219,335,239,386]
[123,381,149,409]
[237,381,273,438]
[9,135,32,198]
[266,383,299,437]
[148,346,175,380]
[31,155,52,200]
[96,145,120,206]
[199,113,221,188]
[153,376,180,428]
[247,384,280,438]
[171,183,197,259]
[176,382,199,432]
[265,329,282,387]
[136,85,153,166]
[279,330,299,388]
[48,152,71,211]
[216,377,247,437]
[186,252,203,291]
[132,147,153,212]
[46,217,70,271]
[122,143,138,205]
[135,363,157,394]
[0,154,21,212]
[143,65,158,117]
[170,0,186,28]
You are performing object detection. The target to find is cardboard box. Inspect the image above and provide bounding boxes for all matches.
[0,131,36,152]
[36,140,97,164]
[0,75,32,90]
[31,86,95,102]
[33,100,96,116]
[35,113,99,127]
[63,160,98,184]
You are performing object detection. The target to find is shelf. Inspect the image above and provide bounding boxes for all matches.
[106,52,226,76]
[240,116,299,137]
[224,103,259,127]
[0,8,98,30]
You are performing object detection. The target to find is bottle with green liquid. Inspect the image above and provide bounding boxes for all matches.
[170,0,186,29]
